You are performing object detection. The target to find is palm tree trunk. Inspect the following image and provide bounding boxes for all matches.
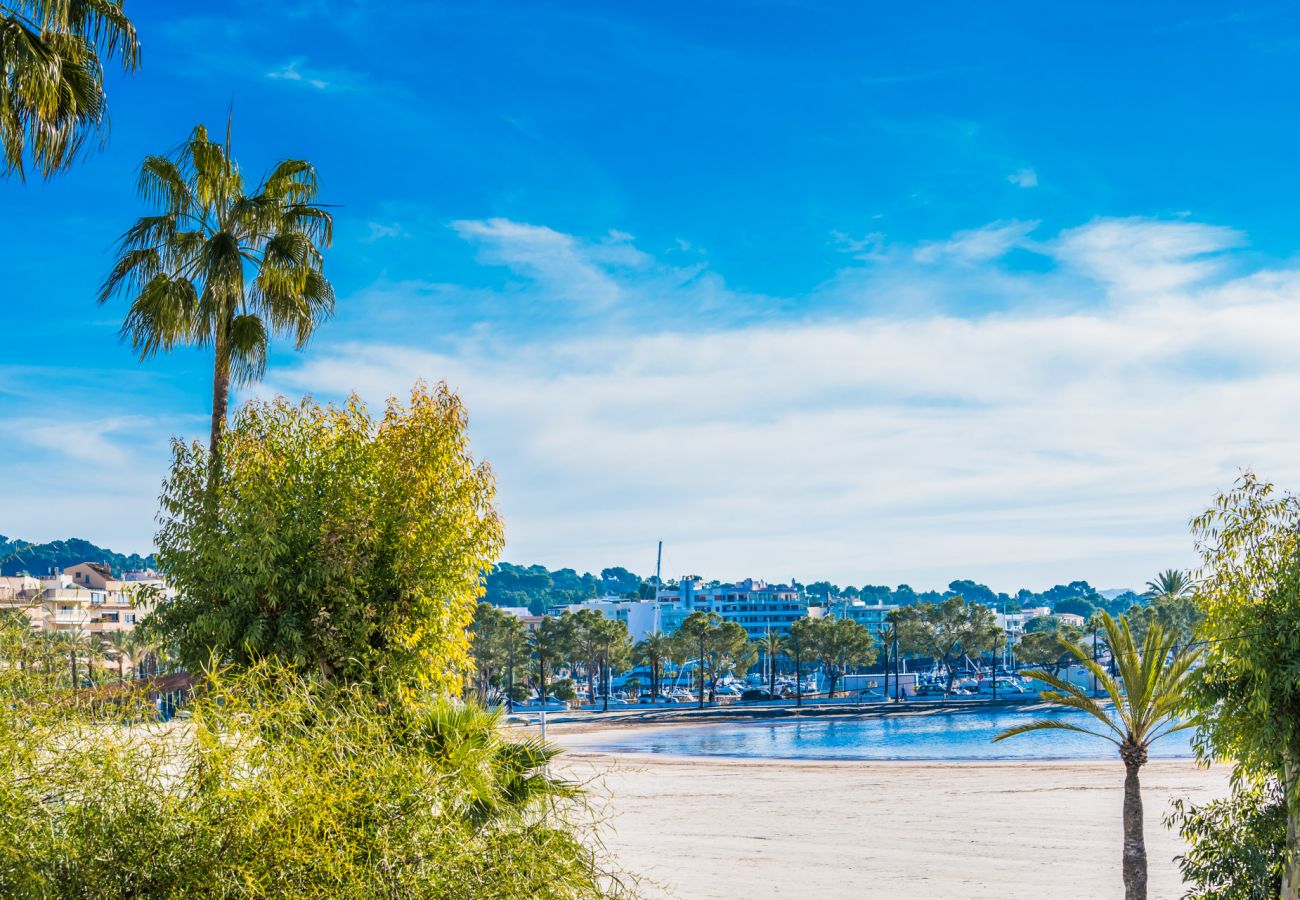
[1283,756,1300,899]
[210,346,231,465]
[1121,756,1147,900]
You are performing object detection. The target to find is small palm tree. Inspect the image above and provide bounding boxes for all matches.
[1144,568,1193,600]
[994,613,1201,900]
[1,0,139,178]
[759,630,783,697]
[104,630,135,681]
[634,631,673,699]
[100,122,334,462]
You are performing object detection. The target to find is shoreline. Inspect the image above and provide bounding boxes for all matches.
[565,750,1226,899]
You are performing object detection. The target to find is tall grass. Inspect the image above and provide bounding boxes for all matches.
[0,659,635,898]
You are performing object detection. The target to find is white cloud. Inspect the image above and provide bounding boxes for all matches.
[452,218,629,310]
[913,220,1039,264]
[263,216,1300,591]
[266,59,329,90]
[1051,217,1243,295]
[1008,168,1038,188]
[363,221,407,242]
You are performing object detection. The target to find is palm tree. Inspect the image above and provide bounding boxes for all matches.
[1144,568,1193,600]
[104,629,134,681]
[759,629,783,697]
[99,122,334,463]
[1,0,139,178]
[634,631,673,700]
[994,613,1201,900]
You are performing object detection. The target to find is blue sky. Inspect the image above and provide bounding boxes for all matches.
[5,1,1300,590]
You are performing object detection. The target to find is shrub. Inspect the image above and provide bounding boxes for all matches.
[0,662,633,898]
[151,383,504,698]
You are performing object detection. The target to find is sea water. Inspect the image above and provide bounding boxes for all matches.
[576,707,1196,761]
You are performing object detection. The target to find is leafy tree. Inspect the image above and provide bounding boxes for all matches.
[149,384,503,698]
[1013,629,1078,675]
[1126,593,1202,647]
[674,612,750,702]
[528,615,571,701]
[803,616,876,698]
[1189,473,1300,897]
[100,123,335,463]
[1054,596,1098,619]
[469,602,526,703]
[565,610,630,704]
[995,613,1201,900]
[947,579,997,607]
[633,631,673,699]
[1,0,138,178]
[783,621,815,705]
[1167,780,1285,900]
[893,596,1000,693]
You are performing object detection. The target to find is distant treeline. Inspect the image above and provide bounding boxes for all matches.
[485,562,1142,618]
[0,536,155,577]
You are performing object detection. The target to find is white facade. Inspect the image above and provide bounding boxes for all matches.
[549,597,665,641]
[655,578,808,638]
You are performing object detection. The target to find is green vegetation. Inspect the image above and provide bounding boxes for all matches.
[0,661,631,898]
[673,611,751,703]
[890,596,1000,693]
[469,602,528,703]
[149,383,504,699]
[633,631,674,700]
[1189,473,1300,897]
[1168,781,1285,900]
[100,123,335,459]
[798,616,876,698]
[995,613,1202,900]
[0,0,139,178]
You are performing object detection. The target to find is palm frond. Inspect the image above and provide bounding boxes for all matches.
[993,718,1120,745]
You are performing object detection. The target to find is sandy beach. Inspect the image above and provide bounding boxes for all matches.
[556,730,1227,900]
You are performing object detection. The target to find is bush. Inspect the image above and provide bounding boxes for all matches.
[1167,780,1285,900]
[0,663,634,898]
[151,383,504,697]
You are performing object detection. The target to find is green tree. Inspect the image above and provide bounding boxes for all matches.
[995,613,1202,900]
[1167,780,1285,900]
[674,612,750,702]
[469,602,526,703]
[803,616,876,698]
[1013,628,1078,676]
[784,618,817,705]
[0,0,138,178]
[528,615,571,702]
[633,631,673,700]
[1189,472,1300,898]
[100,123,335,463]
[103,629,134,681]
[149,384,504,698]
[894,596,999,694]
[565,610,629,705]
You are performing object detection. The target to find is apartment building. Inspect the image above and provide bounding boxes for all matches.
[547,597,665,641]
[0,563,166,637]
[655,578,808,638]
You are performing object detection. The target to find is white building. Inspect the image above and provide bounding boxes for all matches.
[548,597,665,641]
[655,578,808,639]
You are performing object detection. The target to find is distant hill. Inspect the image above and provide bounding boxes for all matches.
[0,536,154,577]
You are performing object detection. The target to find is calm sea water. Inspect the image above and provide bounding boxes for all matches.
[577,707,1196,761]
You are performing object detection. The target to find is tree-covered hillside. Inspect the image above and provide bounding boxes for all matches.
[485,562,1140,618]
[0,536,155,577]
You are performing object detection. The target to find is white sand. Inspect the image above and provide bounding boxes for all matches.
[560,745,1227,900]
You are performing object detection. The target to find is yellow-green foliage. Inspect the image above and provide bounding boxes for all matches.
[152,382,505,697]
[0,662,632,898]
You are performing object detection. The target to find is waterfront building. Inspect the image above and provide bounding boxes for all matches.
[0,563,166,637]
[655,578,808,639]
[811,598,898,639]
[547,597,664,641]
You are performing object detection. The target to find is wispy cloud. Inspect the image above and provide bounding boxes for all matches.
[260,215,1300,589]
[266,59,330,90]
[1008,168,1038,188]
[363,221,408,242]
